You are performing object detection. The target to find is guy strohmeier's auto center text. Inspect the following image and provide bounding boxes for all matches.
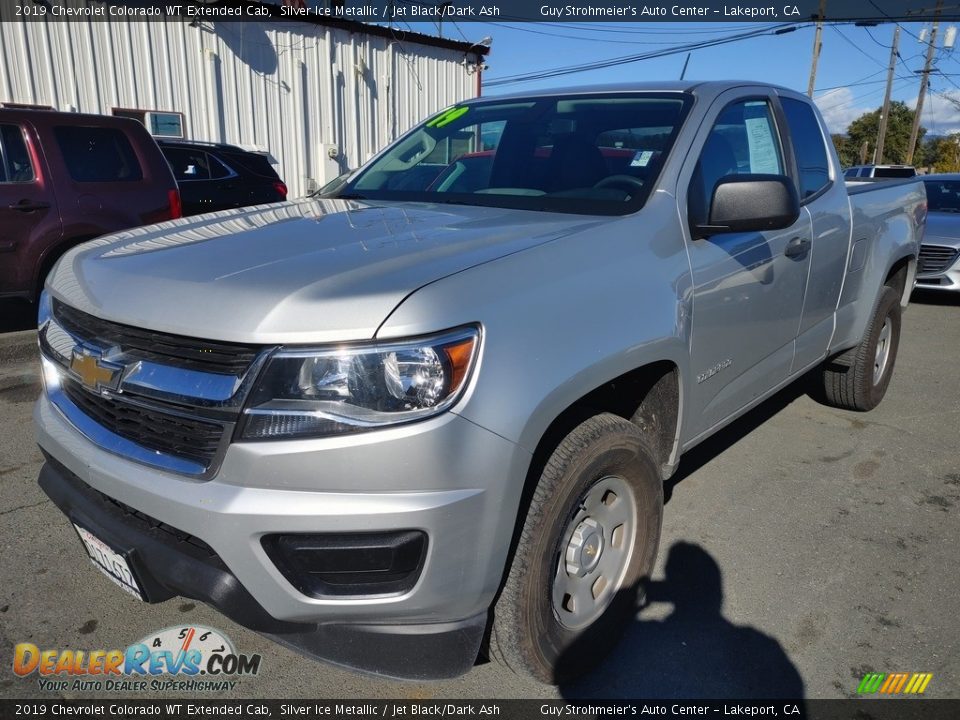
[538,5,802,18]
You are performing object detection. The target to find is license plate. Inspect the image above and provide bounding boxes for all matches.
[73,523,144,601]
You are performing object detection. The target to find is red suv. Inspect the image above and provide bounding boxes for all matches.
[0,109,181,301]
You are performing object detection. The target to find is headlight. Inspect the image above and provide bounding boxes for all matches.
[239,326,479,440]
[38,289,52,326]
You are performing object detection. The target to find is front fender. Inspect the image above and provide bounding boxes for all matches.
[377,201,693,460]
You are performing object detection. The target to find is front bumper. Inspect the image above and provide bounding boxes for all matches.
[35,393,531,678]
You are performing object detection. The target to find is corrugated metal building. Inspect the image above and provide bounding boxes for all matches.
[0,6,482,197]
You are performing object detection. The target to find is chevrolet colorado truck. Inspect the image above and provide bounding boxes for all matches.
[34,82,925,684]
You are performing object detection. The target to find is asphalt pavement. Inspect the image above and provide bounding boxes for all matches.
[0,293,957,700]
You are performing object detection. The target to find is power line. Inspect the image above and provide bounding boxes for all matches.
[481,22,778,46]
[816,77,914,112]
[485,22,808,88]
[815,69,888,92]
[450,20,469,43]
[831,25,889,68]
[482,22,702,45]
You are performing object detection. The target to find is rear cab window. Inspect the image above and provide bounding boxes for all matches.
[780,97,830,200]
[0,124,35,183]
[53,126,143,182]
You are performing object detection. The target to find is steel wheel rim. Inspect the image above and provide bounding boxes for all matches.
[874,318,892,385]
[551,475,638,630]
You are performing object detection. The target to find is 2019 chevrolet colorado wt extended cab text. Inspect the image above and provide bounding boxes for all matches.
[34,82,925,684]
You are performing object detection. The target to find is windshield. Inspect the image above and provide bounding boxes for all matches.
[339,93,691,216]
[924,179,960,212]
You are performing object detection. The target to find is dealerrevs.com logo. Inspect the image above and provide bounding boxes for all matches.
[13,625,262,693]
[857,672,934,695]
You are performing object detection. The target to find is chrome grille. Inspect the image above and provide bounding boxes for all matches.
[53,300,259,375]
[918,244,959,275]
[40,298,269,477]
[62,379,224,468]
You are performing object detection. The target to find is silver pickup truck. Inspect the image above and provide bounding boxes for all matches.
[34,82,925,684]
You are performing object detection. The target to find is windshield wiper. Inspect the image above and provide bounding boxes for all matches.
[430,198,479,207]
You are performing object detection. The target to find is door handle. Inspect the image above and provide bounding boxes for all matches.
[8,200,51,212]
[784,237,811,259]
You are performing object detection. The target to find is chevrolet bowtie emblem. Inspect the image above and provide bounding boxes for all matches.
[70,349,121,391]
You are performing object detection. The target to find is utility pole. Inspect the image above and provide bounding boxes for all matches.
[907,0,943,165]
[807,0,827,97]
[875,25,901,165]
[437,2,452,39]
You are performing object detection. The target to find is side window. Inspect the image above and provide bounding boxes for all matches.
[53,126,143,182]
[781,97,830,199]
[164,148,213,181]
[689,98,784,224]
[0,124,35,183]
[207,154,233,180]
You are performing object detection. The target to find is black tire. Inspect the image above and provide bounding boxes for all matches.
[490,413,663,684]
[820,285,902,412]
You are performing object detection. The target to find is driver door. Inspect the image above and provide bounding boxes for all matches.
[681,91,812,440]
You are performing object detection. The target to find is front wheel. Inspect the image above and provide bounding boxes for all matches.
[820,284,902,412]
[490,413,663,684]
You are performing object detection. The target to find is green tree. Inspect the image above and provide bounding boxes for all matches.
[830,133,856,167]
[845,101,925,165]
[831,134,858,168]
[923,134,960,173]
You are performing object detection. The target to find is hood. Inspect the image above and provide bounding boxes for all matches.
[49,199,606,344]
[923,212,960,249]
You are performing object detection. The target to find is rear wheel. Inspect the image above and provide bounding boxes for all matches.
[820,285,902,411]
[490,413,663,684]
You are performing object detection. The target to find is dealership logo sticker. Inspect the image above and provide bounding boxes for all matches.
[13,625,262,693]
[857,672,933,695]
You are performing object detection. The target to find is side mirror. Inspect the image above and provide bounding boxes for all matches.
[694,174,800,238]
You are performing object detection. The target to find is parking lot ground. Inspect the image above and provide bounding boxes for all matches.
[0,293,957,700]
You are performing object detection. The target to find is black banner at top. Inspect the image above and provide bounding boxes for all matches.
[2,0,960,24]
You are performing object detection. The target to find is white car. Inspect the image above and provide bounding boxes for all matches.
[916,173,960,292]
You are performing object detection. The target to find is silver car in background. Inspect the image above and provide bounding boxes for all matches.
[917,174,960,292]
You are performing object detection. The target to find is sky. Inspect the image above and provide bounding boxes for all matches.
[398,21,960,136]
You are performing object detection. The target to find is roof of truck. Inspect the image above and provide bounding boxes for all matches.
[485,80,795,102]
